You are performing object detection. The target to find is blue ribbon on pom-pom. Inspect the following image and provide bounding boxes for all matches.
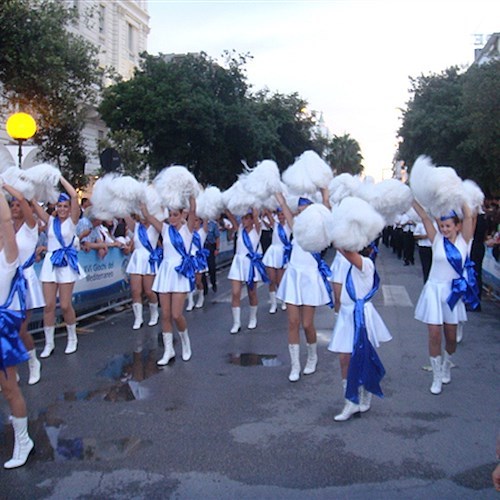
[242,229,269,289]
[169,225,196,291]
[443,237,480,310]
[277,223,292,267]
[311,252,333,308]
[344,265,386,404]
[138,223,163,273]
[50,216,79,273]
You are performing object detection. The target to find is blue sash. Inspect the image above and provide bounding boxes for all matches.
[443,237,480,310]
[191,231,210,272]
[21,251,36,270]
[0,267,28,373]
[50,216,79,273]
[368,241,379,262]
[311,252,333,308]
[345,264,386,404]
[169,225,196,291]
[242,228,269,289]
[138,223,163,273]
[277,223,292,267]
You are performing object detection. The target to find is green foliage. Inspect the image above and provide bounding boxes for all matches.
[0,0,103,186]
[99,52,319,188]
[325,134,364,175]
[397,63,500,194]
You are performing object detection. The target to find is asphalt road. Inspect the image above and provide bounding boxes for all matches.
[1,244,499,499]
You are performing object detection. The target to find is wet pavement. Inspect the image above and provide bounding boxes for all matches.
[1,245,499,499]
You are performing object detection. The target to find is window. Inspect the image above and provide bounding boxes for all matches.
[99,5,105,33]
[128,23,135,54]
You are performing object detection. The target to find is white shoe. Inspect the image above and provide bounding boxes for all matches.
[179,330,192,361]
[359,386,372,413]
[334,400,361,421]
[132,303,143,329]
[40,326,55,358]
[269,291,277,314]
[28,350,41,385]
[195,292,204,309]
[430,356,443,394]
[3,417,34,469]
[288,344,300,382]
[456,322,464,343]
[442,351,452,384]
[281,301,287,311]
[148,302,159,326]
[248,305,258,330]
[186,292,195,312]
[64,324,78,354]
[230,307,241,334]
[157,332,175,366]
[303,343,317,375]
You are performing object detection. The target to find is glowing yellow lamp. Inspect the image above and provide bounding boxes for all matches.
[6,112,37,141]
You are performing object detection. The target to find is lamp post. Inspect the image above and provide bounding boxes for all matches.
[6,112,37,168]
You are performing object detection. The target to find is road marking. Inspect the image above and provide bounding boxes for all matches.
[382,285,413,307]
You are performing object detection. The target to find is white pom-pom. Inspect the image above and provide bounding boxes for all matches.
[293,203,335,253]
[331,197,385,252]
[23,163,61,203]
[1,167,35,200]
[328,173,361,204]
[222,181,257,216]
[282,150,333,195]
[240,159,282,201]
[153,165,200,210]
[144,184,165,220]
[462,179,484,214]
[196,186,223,220]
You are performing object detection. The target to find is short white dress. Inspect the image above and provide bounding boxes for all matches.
[16,222,45,309]
[152,223,193,293]
[227,226,265,283]
[191,227,208,273]
[415,232,469,325]
[329,251,350,284]
[126,223,160,275]
[328,257,392,353]
[262,221,292,269]
[39,217,86,283]
[276,242,331,306]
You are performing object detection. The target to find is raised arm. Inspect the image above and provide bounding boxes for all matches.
[412,200,437,243]
[320,187,331,210]
[124,215,136,232]
[252,207,261,233]
[140,202,163,234]
[0,190,18,263]
[339,249,363,270]
[59,177,80,224]
[460,203,474,243]
[275,192,294,229]
[224,208,239,232]
[186,195,196,233]
[2,183,36,228]
[31,198,50,225]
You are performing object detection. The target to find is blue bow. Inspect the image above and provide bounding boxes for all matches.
[0,268,28,374]
[443,237,480,310]
[368,241,379,262]
[191,231,210,271]
[277,223,292,267]
[345,265,386,404]
[50,216,80,273]
[311,252,333,308]
[169,225,196,291]
[138,223,163,273]
[242,229,269,289]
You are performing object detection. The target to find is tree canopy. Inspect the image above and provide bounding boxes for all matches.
[325,134,364,175]
[397,62,500,194]
[0,0,103,185]
[99,52,321,187]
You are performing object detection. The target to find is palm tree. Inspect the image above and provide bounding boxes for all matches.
[326,134,364,175]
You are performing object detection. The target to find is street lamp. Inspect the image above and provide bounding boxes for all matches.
[6,112,37,168]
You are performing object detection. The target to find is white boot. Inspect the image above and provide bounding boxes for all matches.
[281,301,287,311]
[132,303,143,329]
[269,291,277,314]
[186,292,195,312]
[40,326,55,358]
[148,302,159,326]
[230,307,241,334]
[442,351,453,384]
[334,400,361,421]
[288,344,301,382]
[3,416,34,469]
[303,343,318,375]
[157,332,175,366]
[359,386,372,413]
[65,324,78,354]
[248,305,258,329]
[27,349,41,385]
[178,330,192,361]
[430,355,443,394]
[457,322,464,343]
[195,291,204,309]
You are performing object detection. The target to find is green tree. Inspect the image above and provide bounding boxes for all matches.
[0,0,103,186]
[326,134,364,175]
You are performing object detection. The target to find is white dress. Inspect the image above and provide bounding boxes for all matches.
[329,251,350,284]
[39,217,86,283]
[415,232,469,325]
[191,227,208,273]
[227,226,265,282]
[276,242,331,306]
[328,257,392,353]
[16,222,45,309]
[126,224,160,275]
[152,223,193,293]
[262,221,292,269]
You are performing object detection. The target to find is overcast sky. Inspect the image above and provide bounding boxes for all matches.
[146,0,499,180]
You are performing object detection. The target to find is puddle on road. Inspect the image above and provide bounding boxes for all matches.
[229,353,283,367]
